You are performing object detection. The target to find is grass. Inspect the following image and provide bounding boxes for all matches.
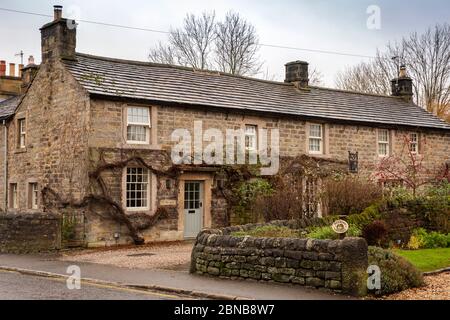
[393,248,450,272]
[232,225,300,238]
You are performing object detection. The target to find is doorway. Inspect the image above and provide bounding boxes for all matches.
[183,181,204,238]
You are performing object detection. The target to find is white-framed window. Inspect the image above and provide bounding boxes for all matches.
[126,167,149,210]
[10,183,18,209]
[29,183,39,209]
[245,125,258,151]
[378,129,390,157]
[409,133,419,154]
[18,118,26,148]
[126,107,151,144]
[309,124,323,154]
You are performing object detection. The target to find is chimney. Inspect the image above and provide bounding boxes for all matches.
[21,55,39,91]
[391,65,413,102]
[9,63,15,77]
[285,61,309,89]
[54,5,63,20]
[0,61,5,76]
[18,64,24,78]
[40,5,77,63]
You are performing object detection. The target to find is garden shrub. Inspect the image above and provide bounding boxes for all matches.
[321,176,383,216]
[253,175,306,222]
[407,228,450,249]
[307,225,361,240]
[362,220,388,246]
[232,225,299,238]
[368,246,424,296]
[346,204,383,228]
[232,179,274,224]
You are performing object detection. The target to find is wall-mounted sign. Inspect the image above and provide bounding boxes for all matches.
[332,220,349,234]
[160,199,177,206]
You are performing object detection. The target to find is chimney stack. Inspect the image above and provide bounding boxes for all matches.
[9,63,15,77]
[21,55,39,91]
[285,61,309,89]
[391,65,413,102]
[0,61,5,76]
[54,5,63,20]
[18,64,24,77]
[40,5,77,63]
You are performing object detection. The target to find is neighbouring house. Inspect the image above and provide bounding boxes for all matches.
[0,59,24,102]
[0,6,449,247]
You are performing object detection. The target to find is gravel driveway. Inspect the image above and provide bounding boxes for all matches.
[60,241,194,271]
[383,272,450,300]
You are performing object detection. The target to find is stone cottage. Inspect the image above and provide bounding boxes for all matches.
[0,6,449,247]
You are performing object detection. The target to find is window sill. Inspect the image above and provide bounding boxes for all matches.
[14,148,27,154]
[118,143,162,151]
[125,209,152,215]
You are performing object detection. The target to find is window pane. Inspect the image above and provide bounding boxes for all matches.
[379,143,388,156]
[378,130,388,142]
[245,125,257,150]
[128,107,150,125]
[309,138,321,152]
[127,125,147,142]
[126,168,149,209]
[310,124,322,138]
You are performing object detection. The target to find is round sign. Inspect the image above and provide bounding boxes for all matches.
[332,220,349,234]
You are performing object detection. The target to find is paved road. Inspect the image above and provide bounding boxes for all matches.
[0,254,352,300]
[0,270,183,300]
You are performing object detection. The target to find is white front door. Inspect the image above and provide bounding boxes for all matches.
[184,181,204,238]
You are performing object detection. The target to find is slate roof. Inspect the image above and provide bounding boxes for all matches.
[0,95,22,121]
[62,53,450,131]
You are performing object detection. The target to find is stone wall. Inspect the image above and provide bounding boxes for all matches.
[0,124,5,212]
[190,223,369,296]
[0,212,61,253]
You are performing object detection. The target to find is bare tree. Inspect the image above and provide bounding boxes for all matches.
[309,68,324,86]
[214,11,262,76]
[149,11,216,70]
[335,24,450,122]
[148,42,178,65]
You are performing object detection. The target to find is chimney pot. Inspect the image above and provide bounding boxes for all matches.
[285,60,309,88]
[54,5,63,20]
[28,55,35,65]
[399,65,407,78]
[9,63,15,77]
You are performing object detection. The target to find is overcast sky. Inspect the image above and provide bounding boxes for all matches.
[1,0,449,86]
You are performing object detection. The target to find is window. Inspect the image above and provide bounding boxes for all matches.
[378,129,390,157]
[126,168,149,210]
[10,183,18,209]
[309,124,323,154]
[126,107,151,144]
[245,125,257,151]
[409,133,419,154]
[29,183,39,209]
[18,119,26,148]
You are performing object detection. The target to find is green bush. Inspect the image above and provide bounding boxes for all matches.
[232,179,274,224]
[346,204,383,228]
[386,185,450,234]
[368,246,424,296]
[408,228,450,249]
[232,225,299,238]
[307,225,361,240]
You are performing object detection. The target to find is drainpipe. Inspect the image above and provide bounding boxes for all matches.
[2,119,7,211]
